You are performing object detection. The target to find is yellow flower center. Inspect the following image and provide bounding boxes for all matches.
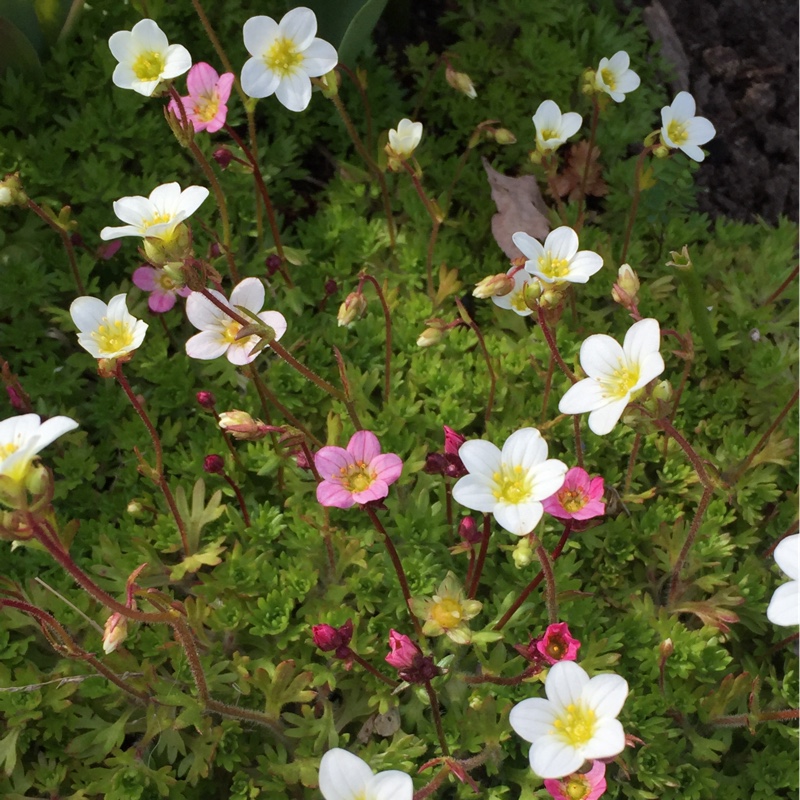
[265,37,304,77]
[156,272,178,292]
[667,119,689,146]
[599,361,640,400]
[194,94,220,123]
[431,598,463,629]
[565,777,590,800]
[91,318,135,355]
[552,703,597,747]
[600,67,616,90]
[132,50,166,82]
[222,321,242,344]
[491,464,532,504]
[537,253,571,279]
[339,461,376,494]
[540,128,559,141]
[558,488,587,513]
[511,287,529,312]
[0,442,19,461]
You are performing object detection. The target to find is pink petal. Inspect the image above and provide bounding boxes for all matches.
[571,498,605,520]
[148,291,177,313]
[369,453,403,485]
[351,479,389,505]
[347,430,381,463]
[132,266,158,291]
[316,480,356,509]
[314,446,353,478]
[187,62,220,98]
[216,72,235,104]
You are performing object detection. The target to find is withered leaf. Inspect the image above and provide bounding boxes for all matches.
[482,157,550,260]
[551,141,608,202]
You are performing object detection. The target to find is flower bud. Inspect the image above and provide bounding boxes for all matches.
[443,426,465,458]
[143,224,191,266]
[203,454,225,474]
[522,278,544,311]
[416,327,444,348]
[312,619,353,658]
[537,286,564,310]
[659,638,674,660]
[612,263,640,309]
[102,612,128,654]
[213,147,234,169]
[318,69,340,98]
[473,273,515,299]
[652,380,673,403]
[513,536,533,568]
[458,516,481,545]
[652,143,671,159]
[0,173,27,207]
[445,65,477,99]
[265,254,282,276]
[218,410,273,441]
[491,127,517,145]
[127,499,144,517]
[196,390,216,409]
[337,291,367,327]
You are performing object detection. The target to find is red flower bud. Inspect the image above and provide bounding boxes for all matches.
[196,391,216,409]
[312,620,354,661]
[203,454,225,474]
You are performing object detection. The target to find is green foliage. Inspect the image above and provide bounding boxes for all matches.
[0,0,797,798]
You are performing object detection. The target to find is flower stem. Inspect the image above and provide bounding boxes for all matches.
[535,541,558,624]
[667,485,715,604]
[26,199,85,295]
[337,65,374,152]
[710,708,799,728]
[540,354,554,424]
[424,680,450,756]
[542,155,568,224]
[647,413,714,489]
[467,514,492,599]
[359,273,393,403]
[573,415,584,468]
[575,98,600,233]
[624,432,642,494]
[761,263,799,306]
[536,305,578,383]
[401,160,442,300]
[455,298,496,423]
[620,145,654,264]
[222,472,250,527]
[365,507,424,638]
[349,652,399,688]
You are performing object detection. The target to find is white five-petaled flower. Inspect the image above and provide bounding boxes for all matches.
[241,7,338,112]
[70,294,148,360]
[108,19,192,97]
[388,119,423,159]
[559,318,664,436]
[318,748,413,800]
[452,427,567,536]
[185,278,287,366]
[510,660,629,779]
[766,534,799,626]
[594,51,640,102]
[0,414,78,488]
[532,100,582,154]
[100,182,209,243]
[492,268,535,317]
[513,227,603,285]
[660,92,716,162]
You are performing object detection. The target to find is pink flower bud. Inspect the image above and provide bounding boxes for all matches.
[312,619,354,660]
[385,630,421,670]
[337,291,368,327]
[458,516,481,545]
[102,612,128,654]
[196,390,216,409]
[265,254,282,276]
[213,147,233,169]
[203,454,225,474]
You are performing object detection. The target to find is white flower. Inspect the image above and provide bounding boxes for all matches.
[510,660,628,779]
[559,318,664,435]
[594,51,640,102]
[0,414,78,487]
[660,92,716,162]
[388,119,423,159]
[318,748,413,800]
[70,294,148,360]
[532,100,582,154]
[767,534,799,626]
[241,7,338,112]
[492,269,535,317]
[452,427,567,536]
[100,183,209,242]
[108,19,192,97]
[185,278,287,366]
[513,227,603,285]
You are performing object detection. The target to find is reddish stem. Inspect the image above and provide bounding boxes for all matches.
[467,515,492,599]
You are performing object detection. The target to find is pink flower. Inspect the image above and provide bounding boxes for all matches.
[542,467,605,521]
[536,622,581,665]
[544,760,607,800]
[314,431,402,509]
[312,620,354,664]
[168,62,235,133]
[385,630,419,670]
[132,265,191,313]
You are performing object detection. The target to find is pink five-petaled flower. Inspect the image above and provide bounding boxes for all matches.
[168,62,235,133]
[132,266,190,313]
[544,760,607,800]
[542,467,605,521]
[385,630,439,684]
[536,623,582,665]
[314,431,402,509]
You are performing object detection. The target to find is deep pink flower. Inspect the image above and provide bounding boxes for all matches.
[314,431,402,509]
[312,620,354,663]
[544,760,607,800]
[536,622,581,665]
[132,265,190,313]
[168,62,235,134]
[385,630,419,670]
[542,467,605,521]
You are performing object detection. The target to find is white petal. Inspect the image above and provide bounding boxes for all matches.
[230,277,265,312]
[177,186,209,219]
[279,6,317,51]
[545,227,579,261]
[581,718,626,760]
[512,231,545,261]
[186,290,229,330]
[680,143,706,162]
[451,474,497,513]
[259,310,287,342]
[161,45,192,79]
[241,59,281,98]
[243,15,279,57]
[529,737,584,779]
[458,439,502,479]
[494,501,543,535]
[33,417,79,453]
[633,352,665,391]
[685,116,716,146]
[607,51,630,72]
[105,293,133,324]
[559,379,607,415]
[0,414,42,444]
[369,771,414,800]
[587,397,629,435]
[774,535,800,580]
[130,18,168,52]
[545,661,589,709]
[615,70,640,93]
[530,459,568,500]
[301,38,339,77]
[559,112,583,139]
[70,296,108,332]
[670,91,696,122]
[185,331,230,361]
[501,427,547,471]
[275,71,313,112]
[509,698,559,743]
[622,318,660,365]
[318,749,374,800]
[533,99,560,130]
[567,251,603,281]
[584,673,629,718]
[766,581,799,626]
[227,338,262,365]
[581,334,625,380]
[112,195,152,226]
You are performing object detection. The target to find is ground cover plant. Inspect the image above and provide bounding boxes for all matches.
[0,1,797,798]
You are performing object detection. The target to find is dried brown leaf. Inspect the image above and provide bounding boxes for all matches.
[551,141,608,202]
[482,158,550,259]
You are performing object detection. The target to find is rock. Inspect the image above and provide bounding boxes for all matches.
[702,45,740,81]
[643,2,690,92]
[737,83,777,120]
